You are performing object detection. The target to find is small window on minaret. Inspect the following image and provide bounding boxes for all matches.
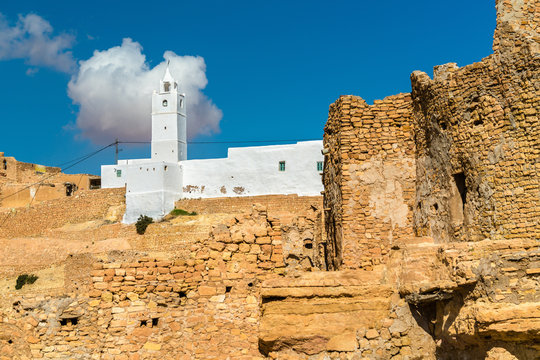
[279,161,286,171]
[162,100,168,107]
[164,82,170,92]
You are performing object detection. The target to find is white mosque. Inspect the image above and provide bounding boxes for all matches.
[101,67,323,223]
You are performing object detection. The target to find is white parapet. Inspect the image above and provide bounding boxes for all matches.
[181,140,324,198]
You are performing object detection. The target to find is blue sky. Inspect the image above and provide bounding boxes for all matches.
[0,1,496,175]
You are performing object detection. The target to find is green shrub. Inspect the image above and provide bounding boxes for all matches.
[15,274,38,290]
[170,208,197,216]
[135,215,153,235]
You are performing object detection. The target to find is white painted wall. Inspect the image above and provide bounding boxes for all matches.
[101,158,154,189]
[123,161,182,223]
[181,140,323,198]
[100,68,323,223]
[101,164,127,188]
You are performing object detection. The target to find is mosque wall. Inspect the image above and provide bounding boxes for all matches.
[181,140,324,199]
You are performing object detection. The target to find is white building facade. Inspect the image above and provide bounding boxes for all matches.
[101,68,323,223]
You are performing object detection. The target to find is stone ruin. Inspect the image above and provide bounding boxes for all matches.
[0,0,538,359]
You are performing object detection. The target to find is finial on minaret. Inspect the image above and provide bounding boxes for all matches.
[161,61,177,92]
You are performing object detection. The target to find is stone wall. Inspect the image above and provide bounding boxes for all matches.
[0,203,326,359]
[318,0,540,358]
[176,195,322,217]
[323,94,416,269]
[0,1,538,359]
[411,0,539,242]
[0,188,125,238]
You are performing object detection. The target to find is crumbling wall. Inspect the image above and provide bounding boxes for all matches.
[411,0,539,243]
[0,153,98,209]
[0,203,325,359]
[323,94,416,269]
[0,188,125,238]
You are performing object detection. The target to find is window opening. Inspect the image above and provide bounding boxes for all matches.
[89,178,101,190]
[116,169,122,177]
[162,99,168,107]
[152,318,159,327]
[453,172,467,209]
[317,161,323,172]
[225,286,232,293]
[2,159,6,170]
[64,183,76,197]
[279,161,286,171]
[163,82,170,92]
[60,317,78,326]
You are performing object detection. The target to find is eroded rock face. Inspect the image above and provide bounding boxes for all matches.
[411,0,539,243]
[259,271,436,359]
[318,0,539,358]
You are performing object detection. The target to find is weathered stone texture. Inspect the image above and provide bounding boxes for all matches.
[323,94,415,269]
[1,1,539,359]
[318,0,539,358]
[0,198,326,359]
[0,188,126,238]
[412,0,539,243]
[259,270,435,359]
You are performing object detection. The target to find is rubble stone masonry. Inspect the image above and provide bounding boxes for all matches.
[411,0,539,242]
[0,0,538,359]
[323,94,415,269]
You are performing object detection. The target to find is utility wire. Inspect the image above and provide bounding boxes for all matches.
[54,144,116,168]
[0,137,321,228]
[119,138,322,145]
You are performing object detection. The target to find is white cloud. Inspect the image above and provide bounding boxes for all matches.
[68,38,222,144]
[0,13,76,73]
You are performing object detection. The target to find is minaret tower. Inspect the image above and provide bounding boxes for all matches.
[151,64,187,162]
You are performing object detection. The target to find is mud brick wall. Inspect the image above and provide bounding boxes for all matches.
[0,153,97,209]
[0,155,61,184]
[0,188,125,238]
[411,0,539,243]
[323,94,416,270]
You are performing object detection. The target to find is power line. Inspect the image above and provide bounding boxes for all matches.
[0,137,322,227]
[54,144,116,168]
[119,138,322,145]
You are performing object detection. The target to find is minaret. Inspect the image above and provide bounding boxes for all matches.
[151,64,187,162]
